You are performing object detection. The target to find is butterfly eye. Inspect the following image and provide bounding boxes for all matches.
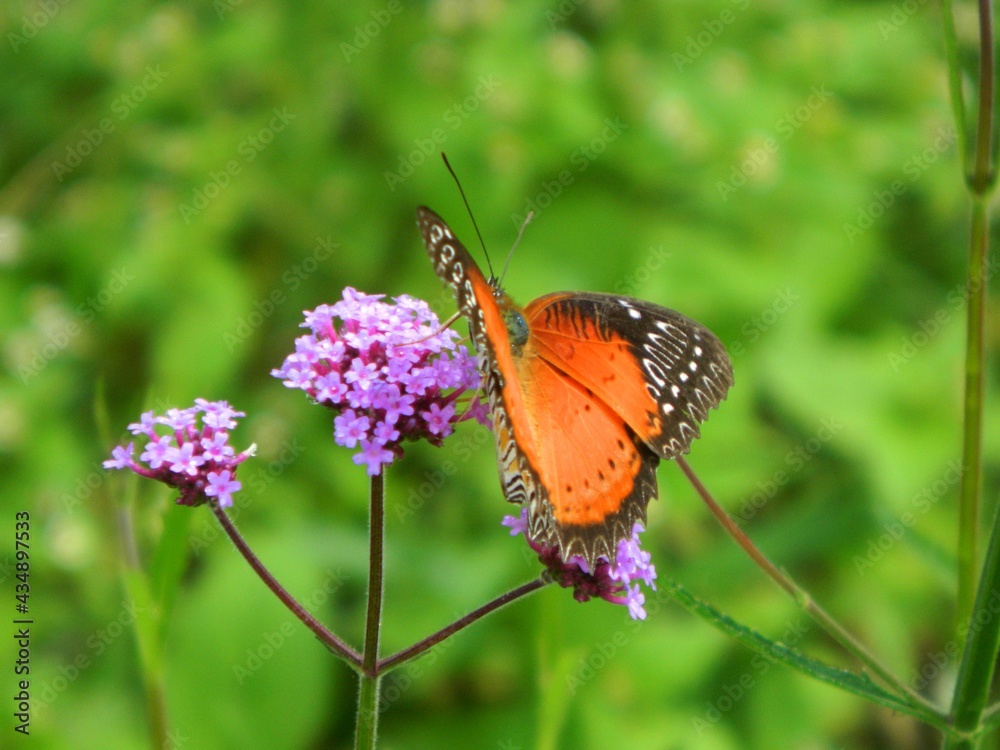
[504,309,529,351]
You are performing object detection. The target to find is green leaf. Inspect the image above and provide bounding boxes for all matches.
[663,578,948,729]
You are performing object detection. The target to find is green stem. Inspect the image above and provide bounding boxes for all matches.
[968,0,996,194]
[676,457,938,715]
[955,0,996,646]
[356,472,386,749]
[141,678,169,750]
[939,0,969,171]
[957,195,990,637]
[355,674,382,750]
[378,577,548,672]
[945,502,1000,749]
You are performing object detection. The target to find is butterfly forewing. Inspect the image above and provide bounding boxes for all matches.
[418,206,550,531]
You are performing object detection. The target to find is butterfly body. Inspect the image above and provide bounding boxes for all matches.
[418,206,733,566]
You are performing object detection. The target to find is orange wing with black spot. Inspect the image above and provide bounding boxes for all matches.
[417,206,733,566]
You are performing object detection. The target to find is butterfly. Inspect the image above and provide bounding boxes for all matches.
[418,206,734,567]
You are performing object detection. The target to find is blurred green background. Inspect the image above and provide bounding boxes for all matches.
[2,0,998,748]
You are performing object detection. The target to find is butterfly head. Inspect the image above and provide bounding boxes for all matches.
[500,301,529,355]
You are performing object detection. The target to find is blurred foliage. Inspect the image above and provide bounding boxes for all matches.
[1,0,998,748]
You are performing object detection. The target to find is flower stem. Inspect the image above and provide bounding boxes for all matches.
[356,472,386,750]
[675,457,938,715]
[210,504,362,667]
[378,577,549,673]
[955,0,996,640]
[355,674,381,750]
[957,193,990,637]
[363,472,385,674]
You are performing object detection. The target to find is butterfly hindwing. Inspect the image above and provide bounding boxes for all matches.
[512,350,661,563]
[525,292,734,460]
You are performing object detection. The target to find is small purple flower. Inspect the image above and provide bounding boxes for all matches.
[167,442,204,476]
[205,470,242,507]
[160,407,197,431]
[334,411,370,449]
[373,421,400,445]
[103,442,135,470]
[465,397,491,428]
[353,439,394,476]
[504,510,658,621]
[501,511,528,536]
[127,412,157,437]
[104,401,254,509]
[141,435,174,470]
[198,399,244,430]
[271,287,485,475]
[422,403,456,436]
[201,432,236,461]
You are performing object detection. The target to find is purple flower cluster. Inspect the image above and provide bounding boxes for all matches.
[502,510,658,620]
[103,400,253,508]
[271,287,486,476]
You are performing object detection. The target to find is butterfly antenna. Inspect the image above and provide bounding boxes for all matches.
[499,210,533,287]
[441,152,496,280]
